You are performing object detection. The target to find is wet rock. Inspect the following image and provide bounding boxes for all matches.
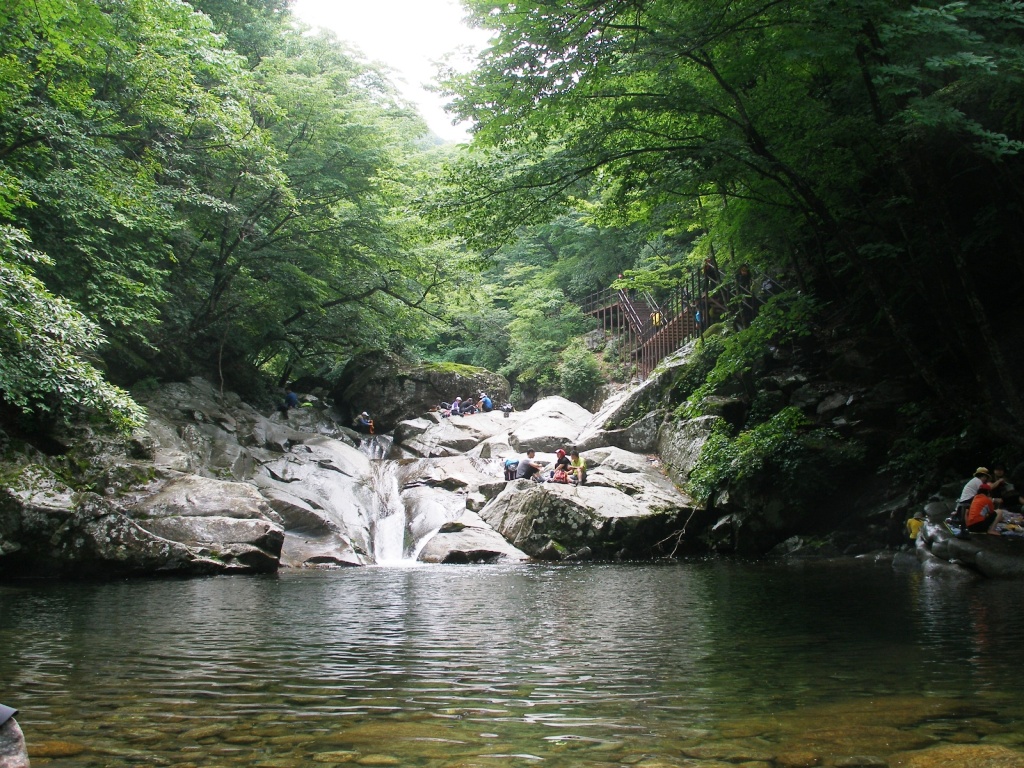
[131,474,280,522]
[0,718,29,768]
[917,516,1024,579]
[657,415,721,486]
[28,738,87,758]
[478,475,692,559]
[136,516,284,572]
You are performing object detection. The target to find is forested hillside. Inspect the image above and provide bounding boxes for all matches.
[3,0,1024,494]
[0,0,463,431]
[435,0,1024,473]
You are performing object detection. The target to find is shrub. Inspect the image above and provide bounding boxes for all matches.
[558,345,602,405]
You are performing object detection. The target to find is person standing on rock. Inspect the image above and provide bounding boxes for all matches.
[277,386,298,418]
[906,511,925,540]
[515,449,544,482]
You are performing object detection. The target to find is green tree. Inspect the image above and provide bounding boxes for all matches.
[445,0,1024,435]
[0,227,144,432]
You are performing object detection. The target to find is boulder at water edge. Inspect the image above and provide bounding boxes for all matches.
[417,511,530,563]
[477,446,696,559]
[0,717,29,768]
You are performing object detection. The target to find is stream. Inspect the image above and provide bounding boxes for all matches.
[3,560,1024,766]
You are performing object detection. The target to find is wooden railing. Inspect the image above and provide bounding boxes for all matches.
[581,266,773,379]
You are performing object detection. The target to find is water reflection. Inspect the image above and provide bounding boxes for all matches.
[3,562,1024,766]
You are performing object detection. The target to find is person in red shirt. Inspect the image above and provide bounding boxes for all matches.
[966,484,1003,534]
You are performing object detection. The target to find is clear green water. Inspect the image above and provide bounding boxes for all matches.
[3,560,1024,767]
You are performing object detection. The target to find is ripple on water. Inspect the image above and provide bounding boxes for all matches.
[5,563,1024,766]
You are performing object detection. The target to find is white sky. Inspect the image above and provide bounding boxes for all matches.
[291,0,490,143]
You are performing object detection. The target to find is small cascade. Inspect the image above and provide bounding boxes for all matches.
[357,434,392,460]
[365,456,434,566]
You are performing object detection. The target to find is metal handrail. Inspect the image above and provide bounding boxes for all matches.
[579,266,783,378]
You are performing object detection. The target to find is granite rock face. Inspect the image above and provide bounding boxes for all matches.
[0,378,700,575]
[332,355,511,432]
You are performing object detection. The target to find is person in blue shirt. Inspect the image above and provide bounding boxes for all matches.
[477,392,493,412]
[354,411,374,434]
[278,387,299,418]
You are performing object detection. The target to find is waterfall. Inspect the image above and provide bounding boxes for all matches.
[367,460,412,565]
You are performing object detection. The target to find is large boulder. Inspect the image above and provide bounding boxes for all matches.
[508,396,593,452]
[417,511,530,563]
[332,355,510,431]
[657,415,722,486]
[477,456,695,559]
[0,466,255,577]
[392,413,512,458]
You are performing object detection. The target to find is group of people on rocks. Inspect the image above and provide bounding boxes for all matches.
[504,448,587,486]
[439,392,495,417]
[907,464,1024,540]
[949,465,1020,536]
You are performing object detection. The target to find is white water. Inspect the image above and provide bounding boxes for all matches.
[367,459,411,564]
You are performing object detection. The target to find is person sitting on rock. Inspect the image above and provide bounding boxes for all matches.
[449,397,462,416]
[545,448,571,481]
[460,398,479,415]
[966,483,1003,534]
[569,450,587,485]
[948,466,990,531]
[477,392,493,412]
[515,449,544,482]
[354,411,374,434]
[990,464,1017,510]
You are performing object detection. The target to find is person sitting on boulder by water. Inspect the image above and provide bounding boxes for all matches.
[966,483,1003,534]
[948,466,991,531]
[515,449,544,482]
[354,411,374,434]
[476,392,493,412]
[449,397,463,416]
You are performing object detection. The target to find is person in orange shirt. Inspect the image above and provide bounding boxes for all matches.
[966,484,1003,534]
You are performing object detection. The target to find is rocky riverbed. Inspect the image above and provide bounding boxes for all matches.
[0,375,704,576]
[3,343,1024,578]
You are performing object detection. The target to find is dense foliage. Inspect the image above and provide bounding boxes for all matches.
[0,0,460,430]
[442,0,1024,438]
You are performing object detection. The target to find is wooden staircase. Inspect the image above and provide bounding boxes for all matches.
[582,279,705,379]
